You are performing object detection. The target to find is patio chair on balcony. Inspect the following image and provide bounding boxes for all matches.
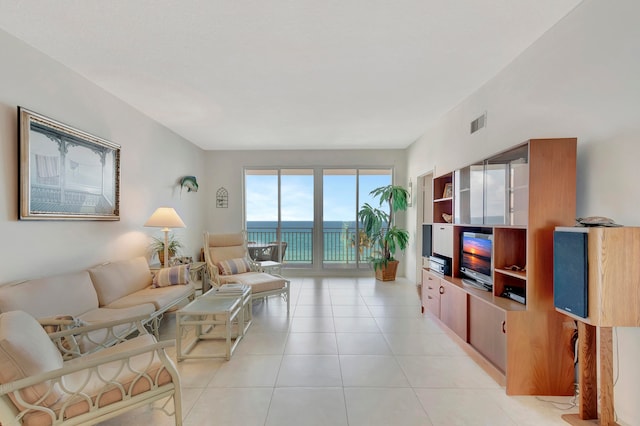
[203,231,290,313]
[268,241,287,262]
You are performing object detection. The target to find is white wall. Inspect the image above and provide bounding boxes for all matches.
[204,149,408,272]
[0,30,206,282]
[406,0,640,423]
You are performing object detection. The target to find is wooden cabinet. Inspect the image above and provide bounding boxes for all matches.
[432,224,453,258]
[422,138,577,396]
[421,269,441,317]
[422,271,467,341]
[469,297,506,372]
[440,280,467,340]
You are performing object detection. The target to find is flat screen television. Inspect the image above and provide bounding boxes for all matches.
[460,231,493,289]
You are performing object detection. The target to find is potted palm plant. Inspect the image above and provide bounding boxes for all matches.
[149,234,183,266]
[358,184,410,281]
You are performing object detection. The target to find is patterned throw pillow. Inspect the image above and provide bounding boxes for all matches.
[217,258,252,275]
[152,264,191,287]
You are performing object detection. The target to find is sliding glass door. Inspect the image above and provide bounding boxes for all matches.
[322,168,391,269]
[245,167,391,270]
[245,169,314,266]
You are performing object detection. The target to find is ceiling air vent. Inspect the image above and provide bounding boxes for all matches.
[470,113,486,134]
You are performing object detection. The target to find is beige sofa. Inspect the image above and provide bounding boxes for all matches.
[0,257,195,342]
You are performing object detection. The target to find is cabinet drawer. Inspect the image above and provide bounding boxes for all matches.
[432,224,453,258]
[422,270,441,317]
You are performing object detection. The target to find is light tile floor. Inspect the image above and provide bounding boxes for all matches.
[98,276,578,425]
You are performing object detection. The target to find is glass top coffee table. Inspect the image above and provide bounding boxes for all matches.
[202,284,252,335]
[175,295,243,361]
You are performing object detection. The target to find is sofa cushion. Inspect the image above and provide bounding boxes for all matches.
[0,271,99,318]
[0,310,64,411]
[88,257,153,306]
[206,233,247,264]
[152,264,191,287]
[105,283,195,311]
[217,257,252,275]
[230,272,286,293]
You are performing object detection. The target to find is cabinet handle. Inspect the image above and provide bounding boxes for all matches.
[501,321,506,334]
[439,286,444,294]
[427,296,432,300]
[427,286,433,290]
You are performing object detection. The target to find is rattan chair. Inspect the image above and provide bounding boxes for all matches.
[203,231,290,313]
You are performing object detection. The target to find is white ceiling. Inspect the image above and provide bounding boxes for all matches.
[0,1,582,151]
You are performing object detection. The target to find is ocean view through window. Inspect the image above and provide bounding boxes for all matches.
[245,168,392,270]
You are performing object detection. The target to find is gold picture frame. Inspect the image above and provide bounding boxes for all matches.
[443,183,453,199]
[19,107,121,220]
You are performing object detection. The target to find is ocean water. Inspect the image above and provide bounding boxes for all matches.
[246,221,367,263]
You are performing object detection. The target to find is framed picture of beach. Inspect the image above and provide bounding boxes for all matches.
[18,107,121,220]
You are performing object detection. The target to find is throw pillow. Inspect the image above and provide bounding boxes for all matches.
[152,264,191,287]
[217,257,251,275]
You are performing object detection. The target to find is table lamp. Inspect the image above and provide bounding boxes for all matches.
[144,207,186,267]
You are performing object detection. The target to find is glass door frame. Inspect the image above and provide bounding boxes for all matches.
[244,166,395,272]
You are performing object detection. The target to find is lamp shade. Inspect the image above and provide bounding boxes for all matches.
[144,207,186,230]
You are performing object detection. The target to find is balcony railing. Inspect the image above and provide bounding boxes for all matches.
[247,226,375,266]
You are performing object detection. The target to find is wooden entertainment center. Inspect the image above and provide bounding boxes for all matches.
[422,138,577,395]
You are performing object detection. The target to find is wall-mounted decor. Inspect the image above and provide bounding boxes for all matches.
[18,107,121,220]
[180,175,198,193]
[216,187,228,208]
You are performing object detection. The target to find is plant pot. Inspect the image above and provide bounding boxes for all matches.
[158,250,176,267]
[375,260,399,281]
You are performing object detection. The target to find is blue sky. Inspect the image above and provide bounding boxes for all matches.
[245,171,391,222]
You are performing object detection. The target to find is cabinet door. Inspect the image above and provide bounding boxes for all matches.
[432,224,453,258]
[440,281,467,340]
[468,297,507,372]
[455,164,484,224]
[421,270,441,317]
[484,161,508,225]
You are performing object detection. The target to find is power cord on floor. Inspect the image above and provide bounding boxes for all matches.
[535,393,578,411]
[535,326,580,411]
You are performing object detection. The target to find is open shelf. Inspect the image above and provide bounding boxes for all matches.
[432,172,453,223]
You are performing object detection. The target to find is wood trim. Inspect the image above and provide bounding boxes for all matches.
[527,138,577,311]
[577,322,597,420]
[599,327,615,425]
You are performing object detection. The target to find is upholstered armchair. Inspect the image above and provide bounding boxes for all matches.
[203,231,290,313]
[0,310,182,426]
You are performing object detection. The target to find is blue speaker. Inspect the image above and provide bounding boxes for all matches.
[553,229,588,318]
